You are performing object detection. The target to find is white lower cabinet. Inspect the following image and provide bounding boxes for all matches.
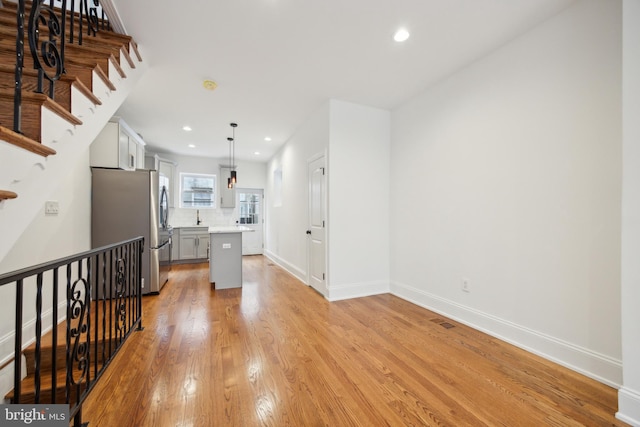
[178,228,210,260]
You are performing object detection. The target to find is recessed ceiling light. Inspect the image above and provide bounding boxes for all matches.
[264,137,272,142]
[393,28,410,42]
[183,126,192,131]
[188,144,196,148]
[254,151,261,155]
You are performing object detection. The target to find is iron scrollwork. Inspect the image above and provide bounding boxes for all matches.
[84,0,100,36]
[114,252,128,339]
[68,277,89,388]
[27,0,67,96]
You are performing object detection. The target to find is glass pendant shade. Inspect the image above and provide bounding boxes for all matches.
[231,170,237,184]
[227,177,233,189]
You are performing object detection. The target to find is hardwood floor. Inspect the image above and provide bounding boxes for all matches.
[81,256,626,426]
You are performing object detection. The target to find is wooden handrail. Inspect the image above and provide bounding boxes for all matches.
[0,190,18,200]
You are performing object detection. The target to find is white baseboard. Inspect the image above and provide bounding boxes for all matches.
[262,251,390,301]
[617,387,640,427]
[391,280,623,388]
[326,280,389,301]
[264,250,307,284]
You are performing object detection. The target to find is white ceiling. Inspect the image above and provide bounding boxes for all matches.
[110,0,575,162]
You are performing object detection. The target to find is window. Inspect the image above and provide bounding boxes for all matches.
[238,191,260,224]
[180,173,216,208]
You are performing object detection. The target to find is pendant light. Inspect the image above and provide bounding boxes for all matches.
[227,136,234,189]
[230,123,238,184]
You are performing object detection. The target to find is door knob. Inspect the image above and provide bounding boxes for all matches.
[306,230,311,235]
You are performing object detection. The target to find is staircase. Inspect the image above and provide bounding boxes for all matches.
[0,0,148,264]
[4,301,126,404]
[0,0,147,412]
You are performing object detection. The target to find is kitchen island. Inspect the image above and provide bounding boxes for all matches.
[208,226,254,289]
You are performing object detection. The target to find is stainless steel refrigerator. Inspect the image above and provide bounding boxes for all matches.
[91,168,171,295]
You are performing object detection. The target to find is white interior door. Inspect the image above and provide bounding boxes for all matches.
[308,156,326,295]
[236,188,264,255]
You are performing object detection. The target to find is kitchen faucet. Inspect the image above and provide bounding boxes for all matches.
[196,210,201,225]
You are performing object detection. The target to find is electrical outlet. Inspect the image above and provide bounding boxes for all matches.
[141,278,145,289]
[461,278,470,293]
[45,200,59,215]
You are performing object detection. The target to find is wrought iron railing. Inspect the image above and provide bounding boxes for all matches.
[9,0,111,135]
[0,237,144,427]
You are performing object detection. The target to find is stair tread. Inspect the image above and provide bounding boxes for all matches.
[0,125,56,156]
[0,26,128,82]
[0,190,18,200]
[4,364,98,403]
[24,300,133,353]
[0,89,83,126]
[64,58,117,91]
[0,3,134,46]
[0,46,94,96]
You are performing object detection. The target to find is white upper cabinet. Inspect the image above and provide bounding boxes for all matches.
[90,118,145,171]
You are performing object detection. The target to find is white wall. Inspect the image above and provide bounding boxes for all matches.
[0,147,92,396]
[327,100,390,300]
[266,102,330,281]
[0,149,92,274]
[390,0,622,386]
[619,0,640,424]
[265,100,391,298]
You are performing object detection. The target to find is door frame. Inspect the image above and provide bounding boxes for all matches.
[307,152,327,295]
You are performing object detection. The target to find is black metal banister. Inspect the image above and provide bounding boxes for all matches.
[13,278,24,410]
[0,237,142,284]
[0,236,144,427]
[51,266,59,404]
[35,272,43,403]
[13,0,25,133]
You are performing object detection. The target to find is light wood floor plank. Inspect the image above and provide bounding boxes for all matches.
[81,256,627,426]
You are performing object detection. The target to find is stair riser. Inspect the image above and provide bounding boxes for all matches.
[0,47,82,90]
[0,98,42,142]
[0,31,125,82]
[0,70,72,113]
[24,337,121,375]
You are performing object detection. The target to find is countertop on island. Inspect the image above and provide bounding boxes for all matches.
[169,224,254,233]
[208,226,255,233]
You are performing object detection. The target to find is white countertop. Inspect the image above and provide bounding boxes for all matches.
[208,226,255,233]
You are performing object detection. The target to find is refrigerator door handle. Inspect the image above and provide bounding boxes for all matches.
[151,240,169,250]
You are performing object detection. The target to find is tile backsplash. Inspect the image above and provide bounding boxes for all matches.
[169,207,238,228]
